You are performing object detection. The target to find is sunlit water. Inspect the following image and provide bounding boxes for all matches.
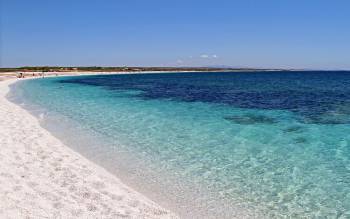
[9,71,350,218]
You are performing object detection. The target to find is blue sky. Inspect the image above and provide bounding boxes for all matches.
[1,0,350,69]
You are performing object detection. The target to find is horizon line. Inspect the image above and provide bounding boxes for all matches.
[1,66,350,72]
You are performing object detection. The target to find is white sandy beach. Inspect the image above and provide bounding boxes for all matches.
[0,78,178,218]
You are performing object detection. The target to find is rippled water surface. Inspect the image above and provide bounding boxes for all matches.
[12,71,350,218]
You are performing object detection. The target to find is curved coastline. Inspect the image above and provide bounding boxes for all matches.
[0,78,178,218]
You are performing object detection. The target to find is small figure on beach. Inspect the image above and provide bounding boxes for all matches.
[16,72,24,78]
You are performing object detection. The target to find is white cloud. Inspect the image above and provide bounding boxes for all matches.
[177,59,183,64]
[200,54,218,59]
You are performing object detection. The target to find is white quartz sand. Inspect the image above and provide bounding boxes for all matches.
[0,79,178,218]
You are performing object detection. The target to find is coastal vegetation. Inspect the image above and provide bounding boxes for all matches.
[0,66,279,73]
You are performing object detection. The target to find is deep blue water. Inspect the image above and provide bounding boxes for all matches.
[61,71,350,125]
[11,71,350,218]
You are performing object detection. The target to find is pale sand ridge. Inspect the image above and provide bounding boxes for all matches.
[0,79,178,218]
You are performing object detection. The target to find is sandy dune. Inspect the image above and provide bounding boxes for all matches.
[0,79,178,218]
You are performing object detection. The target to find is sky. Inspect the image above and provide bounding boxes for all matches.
[1,0,350,69]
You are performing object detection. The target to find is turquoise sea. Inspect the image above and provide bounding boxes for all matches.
[9,71,350,218]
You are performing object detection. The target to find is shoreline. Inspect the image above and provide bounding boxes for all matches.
[0,68,297,81]
[0,70,213,81]
[0,78,178,218]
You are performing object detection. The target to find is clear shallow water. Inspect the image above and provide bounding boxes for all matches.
[10,71,350,218]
